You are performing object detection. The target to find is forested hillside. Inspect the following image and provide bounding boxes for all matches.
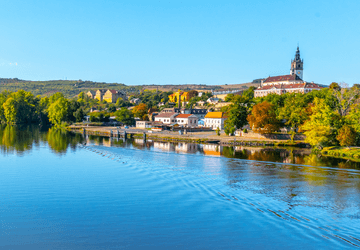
[0,78,143,98]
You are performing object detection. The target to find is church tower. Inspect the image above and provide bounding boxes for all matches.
[290,46,303,79]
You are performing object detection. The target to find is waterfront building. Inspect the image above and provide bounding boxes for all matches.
[204,112,227,130]
[136,121,153,129]
[175,114,198,128]
[154,112,178,124]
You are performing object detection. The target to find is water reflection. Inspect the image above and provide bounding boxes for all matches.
[46,128,84,154]
[0,125,43,155]
[0,125,83,155]
[1,125,360,170]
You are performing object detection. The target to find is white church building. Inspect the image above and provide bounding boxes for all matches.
[254,47,323,98]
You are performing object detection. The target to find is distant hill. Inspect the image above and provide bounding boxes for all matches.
[0,78,143,98]
[0,78,261,98]
[142,82,260,92]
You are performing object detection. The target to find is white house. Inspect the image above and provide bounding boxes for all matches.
[154,112,178,124]
[175,114,198,128]
[136,121,152,129]
[204,112,227,130]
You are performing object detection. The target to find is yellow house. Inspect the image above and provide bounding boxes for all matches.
[103,89,127,103]
[103,90,118,103]
[95,89,106,101]
[86,90,96,99]
[168,90,190,103]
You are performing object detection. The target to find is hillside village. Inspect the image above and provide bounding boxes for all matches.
[82,47,326,135]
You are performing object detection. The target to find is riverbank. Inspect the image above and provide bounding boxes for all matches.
[322,146,360,162]
[69,126,310,148]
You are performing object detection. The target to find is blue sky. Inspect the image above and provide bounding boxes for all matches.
[0,0,359,86]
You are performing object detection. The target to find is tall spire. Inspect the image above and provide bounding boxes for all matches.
[290,46,303,79]
[295,46,301,62]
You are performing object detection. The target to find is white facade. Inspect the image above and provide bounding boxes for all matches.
[175,114,198,128]
[204,118,226,130]
[154,113,177,124]
[136,121,152,129]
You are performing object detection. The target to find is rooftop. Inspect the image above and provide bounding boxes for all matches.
[205,112,226,119]
[155,112,177,118]
[263,74,302,83]
[176,114,193,118]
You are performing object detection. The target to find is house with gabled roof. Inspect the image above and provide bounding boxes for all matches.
[95,89,107,101]
[204,112,227,130]
[86,90,96,99]
[103,89,127,103]
[154,112,178,124]
[175,114,198,128]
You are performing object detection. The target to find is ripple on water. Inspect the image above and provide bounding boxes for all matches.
[79,144,360,249]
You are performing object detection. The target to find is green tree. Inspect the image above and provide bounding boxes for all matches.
[329,82,341,91]
[224,104,248,136]
[49,92,65,104]
[48,97,69,126]
[3,98,17,124]
[301,98,341,148]
[108,104,117,113]
[78,92,85,99]
[347,103,360,134]
[278,94,310,141]
[115,108,135,125]
[2,90,37,124]
[74,108,85,122]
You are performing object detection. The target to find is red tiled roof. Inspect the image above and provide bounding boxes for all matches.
[176,114,192,118]
[263,74,302,83]
[304,82,323,89]
[109,89,118,94]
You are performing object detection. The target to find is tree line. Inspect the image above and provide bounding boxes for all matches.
[223,83,360,148]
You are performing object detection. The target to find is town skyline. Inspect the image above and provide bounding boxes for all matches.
[0,0,359,86]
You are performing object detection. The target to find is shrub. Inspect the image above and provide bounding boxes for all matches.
[336,125,357,147]
[216,127,220,136]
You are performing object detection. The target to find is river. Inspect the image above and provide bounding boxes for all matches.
[1,125,360,249]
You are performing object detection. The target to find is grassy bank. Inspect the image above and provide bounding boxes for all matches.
[321,147,360,162]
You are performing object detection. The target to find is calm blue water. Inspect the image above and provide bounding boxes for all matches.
[1,126,360,249]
